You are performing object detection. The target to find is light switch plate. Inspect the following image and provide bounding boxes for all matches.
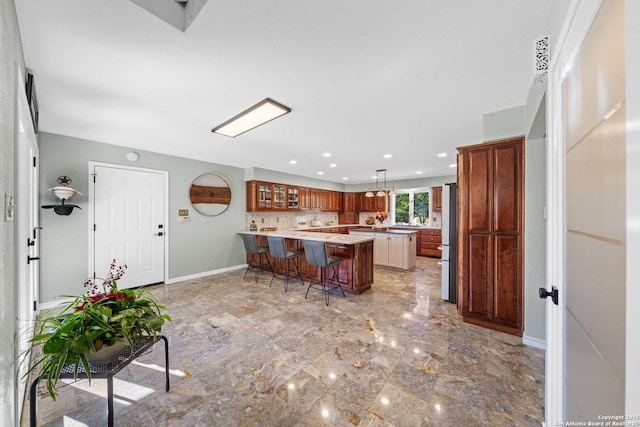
[5,193,15,221]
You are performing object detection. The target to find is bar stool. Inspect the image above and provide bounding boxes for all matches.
[240,233,273,282]
[302,240,346,306]
[266,236,305,292]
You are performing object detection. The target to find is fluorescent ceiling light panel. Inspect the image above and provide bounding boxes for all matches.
[212,98,291,138]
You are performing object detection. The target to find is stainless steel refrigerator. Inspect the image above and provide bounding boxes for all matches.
[441,183,457,303]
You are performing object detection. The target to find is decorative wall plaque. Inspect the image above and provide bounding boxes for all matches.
[189,173,231,216]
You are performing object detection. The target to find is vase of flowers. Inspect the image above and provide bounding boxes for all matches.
[375,210,388,225]
[22,260,171,400]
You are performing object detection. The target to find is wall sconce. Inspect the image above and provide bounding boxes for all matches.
[41,176,82,215]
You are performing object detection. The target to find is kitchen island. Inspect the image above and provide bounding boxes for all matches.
[348,229,417,270]
[237,230,374,294]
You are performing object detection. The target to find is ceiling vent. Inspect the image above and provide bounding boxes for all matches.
[130,0,207,32]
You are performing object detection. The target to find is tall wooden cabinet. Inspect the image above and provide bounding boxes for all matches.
[431,187,442,212]
[457,137,524,336]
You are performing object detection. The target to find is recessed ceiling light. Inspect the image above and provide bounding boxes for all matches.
[383,154,392,159]
[416,171,423,175]
[449,164,457,168]
[318,171,324,175]
[342,177,348,180]
[329,163,337,168]
[437,153,447,157]
[372,175,377,179]
[323,153,331,157]
[289,160,297,164]
[211,98,291,138]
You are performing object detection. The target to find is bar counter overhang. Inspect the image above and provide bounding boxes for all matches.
[237,230,374,295]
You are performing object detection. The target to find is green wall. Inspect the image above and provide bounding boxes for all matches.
[38,132,247,302]
[483,104,547,343]
[0,0,26,423]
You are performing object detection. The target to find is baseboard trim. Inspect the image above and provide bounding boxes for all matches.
[164,264,246,284]
[39,265,247,308]
[522,335,546,350]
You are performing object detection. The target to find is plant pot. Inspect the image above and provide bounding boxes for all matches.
[85,341,128,365]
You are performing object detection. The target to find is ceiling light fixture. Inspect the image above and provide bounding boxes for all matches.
[449,164,457,168]
[329,163,337,168]
[323,153,331,157]
[365,169,396,198]
[289,160,297,164]
[211,98,291,138]
[437,153,447,157]
[383,154,392,159]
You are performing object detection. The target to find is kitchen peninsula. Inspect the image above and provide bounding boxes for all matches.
[238,230,374,294]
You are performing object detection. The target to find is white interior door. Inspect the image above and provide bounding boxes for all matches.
[15,66,39,424]
[547,0,626,422]
[91,164,166,289]
[563,0,626,419]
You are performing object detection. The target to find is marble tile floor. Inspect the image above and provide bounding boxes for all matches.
[27,257,545,426]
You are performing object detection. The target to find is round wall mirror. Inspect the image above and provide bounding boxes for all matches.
[189,173,232,216]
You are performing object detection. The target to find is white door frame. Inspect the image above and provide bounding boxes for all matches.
[14,64,39,426]
[546,0,606,423]
[87,161,169,283]
[625,0,640,415]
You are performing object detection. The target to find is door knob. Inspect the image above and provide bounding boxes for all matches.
[538,286,558,305]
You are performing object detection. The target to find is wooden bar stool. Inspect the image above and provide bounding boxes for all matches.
[266,236,305,292]
[302,240,346,306]
[240,233,273,282]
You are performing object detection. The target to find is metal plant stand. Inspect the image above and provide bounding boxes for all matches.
[30,335,169,427]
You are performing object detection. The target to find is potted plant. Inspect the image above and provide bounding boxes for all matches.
[22,260,171,400]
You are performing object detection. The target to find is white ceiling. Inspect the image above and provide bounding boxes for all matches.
[16,0,551,184]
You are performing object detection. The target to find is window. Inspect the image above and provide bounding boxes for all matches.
[393,190,429,224]
[395,193,410,223]
[414,191,429,224]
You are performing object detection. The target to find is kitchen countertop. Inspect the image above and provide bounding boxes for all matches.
[348,228,417,235]
[293,224,440,231]
[237,230,374,244]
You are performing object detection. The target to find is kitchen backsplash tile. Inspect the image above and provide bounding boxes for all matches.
[245,211,441,230]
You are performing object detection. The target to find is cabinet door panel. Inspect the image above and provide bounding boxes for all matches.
[467,149,491,232]
[493,235,520,326]
[493,143,521,233]
[387,235,404,268]
[467,234,490,318]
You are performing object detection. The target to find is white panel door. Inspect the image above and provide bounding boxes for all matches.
[15,67,39,423]
[93,165,166,289]
[561,0,626,421]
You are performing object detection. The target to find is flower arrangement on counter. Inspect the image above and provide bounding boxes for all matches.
[21,259,171,400]
[375,210,388,224]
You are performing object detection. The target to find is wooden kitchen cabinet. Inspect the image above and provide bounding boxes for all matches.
[246,181,348,213]
[457,137,524,336]
[343,193,358,211]
[287,186,299,209]
[310,189,325,210]
[339,211,358,225]
[246,181,289,211]
[419,228,442,257]
[432,186,442,212]
[298,187,310,210]
[357,192,386,212]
